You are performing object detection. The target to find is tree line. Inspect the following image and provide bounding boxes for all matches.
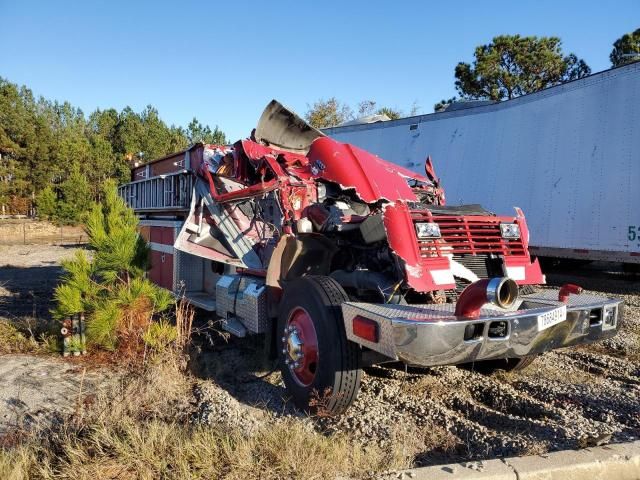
[0,78,226,222]
[306,29,640,126]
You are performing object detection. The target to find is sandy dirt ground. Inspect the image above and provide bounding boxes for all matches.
[0,355,114,435]
[0,245,113,436]
[0,244,638,465]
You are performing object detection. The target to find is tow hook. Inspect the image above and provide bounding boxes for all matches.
[558,283,583,303]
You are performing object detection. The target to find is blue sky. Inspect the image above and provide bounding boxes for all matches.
[1,0,638,140]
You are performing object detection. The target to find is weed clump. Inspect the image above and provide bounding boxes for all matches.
[0,320,35,354]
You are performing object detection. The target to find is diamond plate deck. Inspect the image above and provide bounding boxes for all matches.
[520,289,612,308]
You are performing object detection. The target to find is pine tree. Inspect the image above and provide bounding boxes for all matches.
[35,186,57,220]
[455,35,591,101]
[610,28,640,67]
[58,165,92,224]
[53,181,173,353]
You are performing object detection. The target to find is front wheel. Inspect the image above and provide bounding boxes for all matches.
[277,276,362,415]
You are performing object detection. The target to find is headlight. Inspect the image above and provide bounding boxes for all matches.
[500,223,520,239]
[415,222,441,239]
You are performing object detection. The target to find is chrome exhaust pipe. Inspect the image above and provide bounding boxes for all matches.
[486,277,519,309]
[455,277,519,319]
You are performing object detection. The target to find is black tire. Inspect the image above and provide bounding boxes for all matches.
[461,354,538,373]
[277,276,362,415]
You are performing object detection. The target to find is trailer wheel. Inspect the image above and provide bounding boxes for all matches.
[277,276,361,415]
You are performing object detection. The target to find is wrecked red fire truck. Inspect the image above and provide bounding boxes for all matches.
[119,101,622,414]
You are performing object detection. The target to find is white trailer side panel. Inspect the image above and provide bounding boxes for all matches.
[325,63,640,262]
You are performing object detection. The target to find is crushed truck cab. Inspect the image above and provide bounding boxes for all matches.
[120,100,622,415]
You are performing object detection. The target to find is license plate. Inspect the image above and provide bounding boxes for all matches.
[537,306,567,331]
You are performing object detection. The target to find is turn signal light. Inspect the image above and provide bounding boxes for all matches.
[352,316,379,343]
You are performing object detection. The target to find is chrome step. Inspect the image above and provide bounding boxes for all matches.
[222,316,247,337]
[185,292,217,311]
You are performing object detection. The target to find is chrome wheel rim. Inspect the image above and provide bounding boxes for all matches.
[282,307,318,386]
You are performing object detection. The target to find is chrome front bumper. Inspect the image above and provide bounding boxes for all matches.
[341,290,622,367]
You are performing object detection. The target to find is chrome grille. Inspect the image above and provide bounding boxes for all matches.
[411,212,527,257]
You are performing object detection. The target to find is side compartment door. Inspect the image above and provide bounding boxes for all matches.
[143,222,181,291]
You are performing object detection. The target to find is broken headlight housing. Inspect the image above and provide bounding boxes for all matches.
[500,223,521,239]
[415,222,441,239]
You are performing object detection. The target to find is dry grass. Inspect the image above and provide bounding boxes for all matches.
[387,419,459,467]
[0,297,411,478]
[0,320,38,354]
[3,419,388,480]
[0,355,401,480]
[174,296,194,351]
[0,446,35,480]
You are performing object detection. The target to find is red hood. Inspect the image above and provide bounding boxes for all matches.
[307,137,429,204]
[308,136,446,292]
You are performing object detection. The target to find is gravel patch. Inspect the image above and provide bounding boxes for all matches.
[190,345,639,466]
[192,382,267,436]
[189,264,640,466]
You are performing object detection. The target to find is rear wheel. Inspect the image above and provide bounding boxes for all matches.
[277,276,362,415]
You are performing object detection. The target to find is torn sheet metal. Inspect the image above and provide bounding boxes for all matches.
[301,135,457,291]
[254,99,325,154]
[307,137,428,204]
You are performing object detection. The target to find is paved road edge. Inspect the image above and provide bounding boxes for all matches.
[381,440,640,480]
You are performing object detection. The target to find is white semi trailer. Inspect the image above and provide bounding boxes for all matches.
[325,62,640,265]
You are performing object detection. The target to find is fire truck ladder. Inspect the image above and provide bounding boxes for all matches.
[118,172,194,212]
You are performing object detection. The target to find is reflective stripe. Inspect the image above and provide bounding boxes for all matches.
[149,242,173,254]
[431,269,455,285]
[138,220,184,227]
[505,266,526,281]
